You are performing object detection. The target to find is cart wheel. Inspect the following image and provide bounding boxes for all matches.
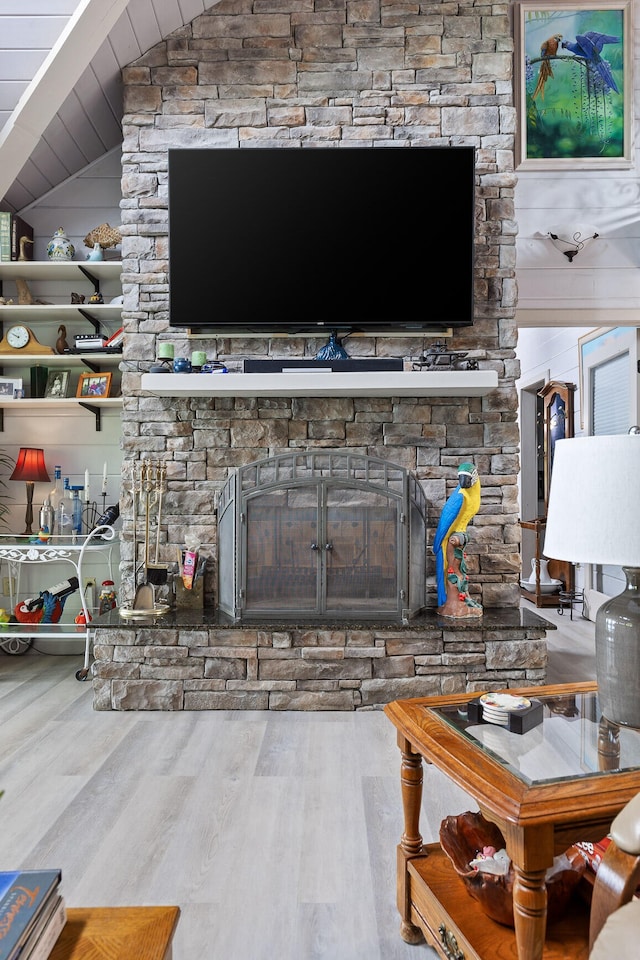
[75,668,90,681]
[0,637,33,655]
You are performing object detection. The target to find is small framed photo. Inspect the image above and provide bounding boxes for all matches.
[44,369,70,398]
[76,371,112,398]
[0,376,23,399]
[515,1,632,169]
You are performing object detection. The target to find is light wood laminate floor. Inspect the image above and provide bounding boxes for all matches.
[0,605,595,960]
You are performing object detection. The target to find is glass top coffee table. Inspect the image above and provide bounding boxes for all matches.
[384,681,640,960]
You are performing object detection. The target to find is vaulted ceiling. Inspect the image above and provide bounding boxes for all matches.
[0,0,216,214]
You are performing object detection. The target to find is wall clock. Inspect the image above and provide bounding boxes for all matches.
[0,325,55,355]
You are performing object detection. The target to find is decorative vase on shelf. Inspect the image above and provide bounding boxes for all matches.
[46,228,75,261]
[87,242,103,262]
[531,558,552,584]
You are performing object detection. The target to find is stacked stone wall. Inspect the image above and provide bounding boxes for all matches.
[97,0,531,708]
[118,0,519,610]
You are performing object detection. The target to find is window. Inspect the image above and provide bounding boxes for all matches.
[580,327,640,598]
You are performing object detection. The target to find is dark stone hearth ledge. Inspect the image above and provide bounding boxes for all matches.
[97,606,554,633]
[91,606,553,711]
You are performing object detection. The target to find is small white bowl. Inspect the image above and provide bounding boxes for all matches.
[520,578,562,594]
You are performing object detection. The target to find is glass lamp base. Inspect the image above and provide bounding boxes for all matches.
[595,566,640,728]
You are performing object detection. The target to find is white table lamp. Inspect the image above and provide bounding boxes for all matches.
[544,431,640,727]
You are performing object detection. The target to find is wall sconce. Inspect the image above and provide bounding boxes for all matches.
[10,448,51,536]
[547,223,599,262]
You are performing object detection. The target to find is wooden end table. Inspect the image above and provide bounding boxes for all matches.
[385,681,640,960]
[49,906,180,960]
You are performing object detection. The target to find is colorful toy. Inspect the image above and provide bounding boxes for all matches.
[14,577,79,625]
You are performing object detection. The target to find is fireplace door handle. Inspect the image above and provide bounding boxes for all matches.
[325,543,333,551]
[311,542,319,550]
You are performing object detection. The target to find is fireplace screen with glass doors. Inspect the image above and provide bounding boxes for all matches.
[216,452,428,621]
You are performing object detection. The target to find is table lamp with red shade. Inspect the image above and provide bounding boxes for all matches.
[10,448,51,536]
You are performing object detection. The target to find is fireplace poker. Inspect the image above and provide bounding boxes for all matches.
[146,460,168,586]
[131,461,155,610]
[154,461,166,564]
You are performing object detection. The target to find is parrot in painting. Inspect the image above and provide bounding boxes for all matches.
[432,462,481,608]
[561,32,620,93]
[533,34,563,100]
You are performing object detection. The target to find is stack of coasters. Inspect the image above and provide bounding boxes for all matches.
[467,692,543,734]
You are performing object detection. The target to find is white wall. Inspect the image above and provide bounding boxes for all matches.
[513,0,640,595]
[514,2,640,328]
[0,149,123,631]
[516,326,592,432]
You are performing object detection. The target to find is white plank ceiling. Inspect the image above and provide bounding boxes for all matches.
[0,0,213,213]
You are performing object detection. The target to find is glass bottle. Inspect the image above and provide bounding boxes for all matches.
[49,467,71,538]
[48,466,64,537]
[70,486,83,536]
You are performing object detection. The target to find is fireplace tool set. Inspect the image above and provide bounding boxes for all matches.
[119,459,171,618]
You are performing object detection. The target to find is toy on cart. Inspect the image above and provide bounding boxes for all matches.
[14,577,79,624]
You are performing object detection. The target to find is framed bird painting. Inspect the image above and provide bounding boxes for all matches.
[515,1,633,168]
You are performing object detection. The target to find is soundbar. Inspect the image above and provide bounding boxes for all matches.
[243,359,405,373]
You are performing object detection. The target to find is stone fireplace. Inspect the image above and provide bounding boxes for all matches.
[88,0,548,712]
[117,0,520,610]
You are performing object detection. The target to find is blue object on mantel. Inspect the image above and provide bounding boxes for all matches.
[201,361,228,373]
[315,331,349,361]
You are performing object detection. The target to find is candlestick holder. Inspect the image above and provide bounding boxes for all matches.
[82,501,99,533]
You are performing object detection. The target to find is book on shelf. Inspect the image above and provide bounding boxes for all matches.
[103,326,124,348]
[0,213,34,262]
[0,870,62,960]
[0,212,11,262]
[11,216,34,261]
[13,896,66,960]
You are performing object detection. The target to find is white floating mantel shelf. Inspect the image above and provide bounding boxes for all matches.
[141,370,498,398]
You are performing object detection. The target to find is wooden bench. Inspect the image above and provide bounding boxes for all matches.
[50,906,180,960]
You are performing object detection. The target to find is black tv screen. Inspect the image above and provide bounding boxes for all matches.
[168,146,475,336]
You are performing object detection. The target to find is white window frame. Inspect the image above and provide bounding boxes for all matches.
[579,327,640,436]
[579,327,640,611]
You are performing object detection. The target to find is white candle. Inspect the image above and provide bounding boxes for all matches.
[102,462,108,494]
[84,469,90,502]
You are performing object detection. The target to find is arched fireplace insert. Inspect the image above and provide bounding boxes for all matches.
[217,451,428,622]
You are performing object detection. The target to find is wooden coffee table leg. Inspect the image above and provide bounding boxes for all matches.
[396,733,425,944]
[512,864,548,960]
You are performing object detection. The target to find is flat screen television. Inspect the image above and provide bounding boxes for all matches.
[168,146,475,336]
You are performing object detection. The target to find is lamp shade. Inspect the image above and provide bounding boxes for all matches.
[10,447,50,483]
[544,435,640,567]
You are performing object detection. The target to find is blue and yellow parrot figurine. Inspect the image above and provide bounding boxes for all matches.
[432,462,482,617]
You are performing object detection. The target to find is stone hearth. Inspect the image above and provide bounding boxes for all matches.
[91,607,551,711]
